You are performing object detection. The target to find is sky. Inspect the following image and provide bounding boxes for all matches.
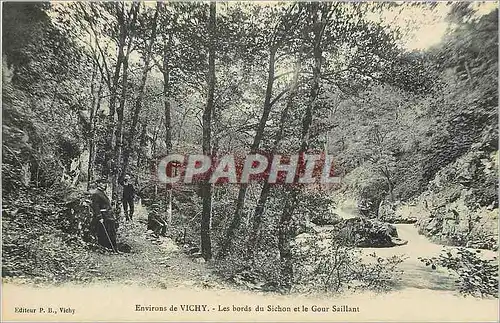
[383,3,452,50]
[386,1,498,50]
[232,1,498,51]
[249,1,498,51]
[50,1,499,63]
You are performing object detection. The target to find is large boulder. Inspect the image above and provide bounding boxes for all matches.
[307,217,408,248]
[310,212,342,226]
[337,217,406,248]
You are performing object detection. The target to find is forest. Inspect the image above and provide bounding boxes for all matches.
[2,1,498,299]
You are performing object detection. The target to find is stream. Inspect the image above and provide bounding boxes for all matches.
[357,217,497,291]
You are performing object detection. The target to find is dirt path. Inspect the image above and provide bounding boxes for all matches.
[86,202,224,290]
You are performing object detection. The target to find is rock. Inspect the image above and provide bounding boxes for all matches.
[425,218,443,235]
[382,201,418,224]
[295,233,314,243]
[339,217,400,248]
[160,238,179,252]
[310,212,342,226]
[231,270,267,290]
[305,217,404,248]
[391,237,408,246]
[384,214,418,224]
[191,251,203,258]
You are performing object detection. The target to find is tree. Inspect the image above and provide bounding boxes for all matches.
[111,3,140,207]
[67,2,141,204]
[219,2,304,259]
[247,55,303,258]
[272,1,428,288]
[122,2,160,177]
[200,1,217,261]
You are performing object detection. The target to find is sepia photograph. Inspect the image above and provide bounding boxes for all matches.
[2,1,499,322]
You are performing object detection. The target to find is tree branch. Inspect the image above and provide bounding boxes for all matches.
[269,88,290,108]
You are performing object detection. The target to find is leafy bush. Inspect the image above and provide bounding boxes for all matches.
[296,190,336,221]
[419,248,498,298]
[2,185,98,282]
[212,190,282,290]
[355,253,406,291]
[212,213,282,292]
[292,225,404,293]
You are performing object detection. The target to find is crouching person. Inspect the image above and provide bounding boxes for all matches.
[90,179,118,252]
[147,204,167,237]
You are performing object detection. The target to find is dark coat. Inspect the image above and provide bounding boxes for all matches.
[119,177,140,201]
[90,188,115,221]
[122,183,136,201]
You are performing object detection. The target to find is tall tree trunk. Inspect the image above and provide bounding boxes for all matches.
[163,35,173,154]
[87,61,98,188]
[162,24,174,229]
[163,47,174,224]
[279,3,324,290]
[247,57,301,258]
[201,1,216,261]
[219,46,277,259]
[80,2,124,181]
[382,166,395,202]
[122,3,160,176]
[111,3,139,208]
[87,81,103,189]
[102,2,127,179]
[247,181,270,256]
[278,190,299,289]
[137,123,148,170]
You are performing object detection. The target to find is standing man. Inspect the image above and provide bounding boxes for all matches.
[90,179,118,252]
[120,174,139,221]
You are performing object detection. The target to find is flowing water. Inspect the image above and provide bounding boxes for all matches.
[335,207,499,291]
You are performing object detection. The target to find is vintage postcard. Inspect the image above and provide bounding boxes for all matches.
[2,1,499,322]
